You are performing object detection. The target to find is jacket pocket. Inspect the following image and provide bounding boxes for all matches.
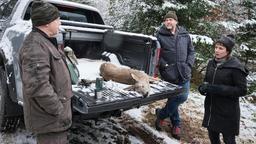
[180,63,191,80]
[58,99,72,128]
[159,64,179,83]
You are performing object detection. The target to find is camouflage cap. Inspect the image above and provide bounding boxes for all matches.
[31,0,59,26]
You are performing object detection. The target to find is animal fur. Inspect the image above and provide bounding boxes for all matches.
[64,46,78,65]
[100,62,156,96]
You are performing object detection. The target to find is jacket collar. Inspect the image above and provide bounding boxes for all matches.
[32,27,58,49]
[158,25,188,36]
[211,56,249,76]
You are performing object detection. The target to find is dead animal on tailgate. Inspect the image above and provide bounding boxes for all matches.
[100,62,153,97]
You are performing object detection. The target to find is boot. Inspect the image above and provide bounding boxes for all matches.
[171,126,181,140]
[155,108,164,131]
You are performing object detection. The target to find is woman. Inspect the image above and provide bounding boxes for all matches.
[198,34,248,144]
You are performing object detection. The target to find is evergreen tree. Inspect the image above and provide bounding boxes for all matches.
[236,0,256,68]
[107,0,136,29]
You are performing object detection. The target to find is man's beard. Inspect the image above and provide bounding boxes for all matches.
[166,25,173,30]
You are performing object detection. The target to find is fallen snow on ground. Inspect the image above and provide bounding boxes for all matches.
[126,91,256,143]
[0,91,255,143]
[0,129,36,144]
[188,92,256,143]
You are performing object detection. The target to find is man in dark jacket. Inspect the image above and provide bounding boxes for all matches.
[155,11,195,140]
[198,34,248,144]
[19,1,72,143]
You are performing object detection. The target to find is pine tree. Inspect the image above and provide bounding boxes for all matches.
[236,0,256,68]
[107,0,136,29]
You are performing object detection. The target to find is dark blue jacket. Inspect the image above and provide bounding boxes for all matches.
[202,57,248,135]
[157,25,195,84]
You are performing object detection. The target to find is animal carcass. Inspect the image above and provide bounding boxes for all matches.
[100,62,151,96]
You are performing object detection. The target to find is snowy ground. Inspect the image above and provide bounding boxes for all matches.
[129,92,256,144]
[0,91,255,144]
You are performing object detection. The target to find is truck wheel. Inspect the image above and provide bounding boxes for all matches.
[0,66,22,132]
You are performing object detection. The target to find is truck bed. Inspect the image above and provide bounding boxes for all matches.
[69,58,183,119]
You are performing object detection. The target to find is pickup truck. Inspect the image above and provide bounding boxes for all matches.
[0,0,183,132]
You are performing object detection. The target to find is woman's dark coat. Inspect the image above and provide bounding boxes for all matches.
[202,57,248,135]
[157,25,195,84]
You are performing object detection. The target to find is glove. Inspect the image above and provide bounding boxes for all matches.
[198,82,209,95]
[207,84,223,95]
[198,82,224,96]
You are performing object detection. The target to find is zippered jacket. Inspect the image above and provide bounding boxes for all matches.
[157,25,195,84]
[202,56,248,135]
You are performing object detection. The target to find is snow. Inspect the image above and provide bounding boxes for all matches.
[1,91,255,143]
[125,106,146,122]
[217,21,239,32]
[74,57,124,81]
[203,0,218,7]
[162,1,187,10]
[141,123,180,144]
[114,30,157,40]
[217,19,256,33]
[186,93,256,143]
[125,107,180,144]
[129,135,144,144]
[0,129,36,144]
[0,21,31,64]
[190,34,213,45]
[75,58,104,81]
[248,72,256,82]
[240,19,256,26]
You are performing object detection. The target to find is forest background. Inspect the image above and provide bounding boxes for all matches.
[71,0,256,97]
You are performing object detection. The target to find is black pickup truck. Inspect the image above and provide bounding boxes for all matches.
[0,0,183,132]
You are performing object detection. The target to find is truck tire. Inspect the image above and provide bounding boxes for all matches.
[0,66,22,132]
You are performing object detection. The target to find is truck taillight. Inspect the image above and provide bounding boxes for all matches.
[153,47,161,78]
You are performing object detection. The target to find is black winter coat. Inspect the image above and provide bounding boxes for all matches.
[202,57,248,135]
[157,25,195,84]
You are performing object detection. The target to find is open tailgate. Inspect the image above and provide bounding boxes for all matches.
[71,80,183,116]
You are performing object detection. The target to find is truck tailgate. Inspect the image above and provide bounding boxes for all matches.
[72,80,183,115]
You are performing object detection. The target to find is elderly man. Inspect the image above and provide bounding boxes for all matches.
[19,0,72,143]
[155,11,195,140]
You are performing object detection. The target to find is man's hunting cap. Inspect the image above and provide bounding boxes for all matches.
[31,0,59,26]
[164,11,178,21]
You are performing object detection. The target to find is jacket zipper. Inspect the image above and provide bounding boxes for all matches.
[207,65,218,126]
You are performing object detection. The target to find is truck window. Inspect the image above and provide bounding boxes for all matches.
[60,11,87,23]
[23,2,104,25]
[0,0,18,20]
